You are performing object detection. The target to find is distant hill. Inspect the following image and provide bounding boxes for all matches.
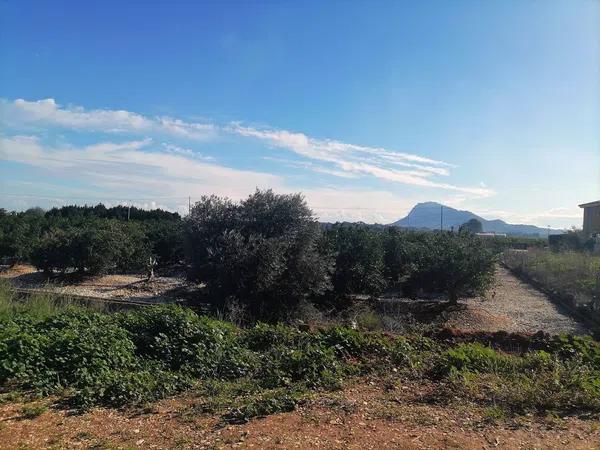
[391,202,564,236]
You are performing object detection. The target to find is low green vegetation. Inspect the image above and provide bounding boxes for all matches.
[1,283,599,420]
[503,249,600,317]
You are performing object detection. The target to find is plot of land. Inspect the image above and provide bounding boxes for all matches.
[1,378,598,449]
[0,264,188,304]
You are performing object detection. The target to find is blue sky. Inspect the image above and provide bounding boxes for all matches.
[0,0,598,227]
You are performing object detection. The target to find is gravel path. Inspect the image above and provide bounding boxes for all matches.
[462,266,589,335]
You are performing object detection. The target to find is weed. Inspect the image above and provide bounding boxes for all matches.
[221,389,304,424]
[20,403,48,419]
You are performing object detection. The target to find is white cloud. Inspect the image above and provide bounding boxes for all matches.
[1,97,492,195]
[0,135,283,200]
[1,98,216,140]
[228,123,492,197]
[0,134,426,222]
[161,143,215,161]
[0,97,496,214]
[262,157,360,179]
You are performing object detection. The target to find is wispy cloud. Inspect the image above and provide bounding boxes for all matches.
[161,143,215,161]
[262,157,360,179]
[0,134,427,222]
[0,98,493,195]
[0,96,497,221]
[229,123,492,196]
[1,98,216,140]
[0,135,283,199]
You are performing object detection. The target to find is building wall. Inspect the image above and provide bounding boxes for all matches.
[583,205,600,236]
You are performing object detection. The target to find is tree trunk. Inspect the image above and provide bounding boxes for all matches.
[448,291,458,306]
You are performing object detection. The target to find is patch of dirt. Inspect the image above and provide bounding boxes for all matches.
[0,264,189,303]
[1,379,598,449]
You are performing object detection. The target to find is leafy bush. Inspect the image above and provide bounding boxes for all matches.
[116,305,249,378]
[326,225,386,298]
[0,209,45,262]
[2,285,598,418]
[241,322,309,352]
[20,404,48,419]
[1,205,182,273]
[258,343,343,389]
[406,232,496,304]
[31,220,152,275]
[318,326,390,360]
[438,343,516,375]
[548,334,600,368]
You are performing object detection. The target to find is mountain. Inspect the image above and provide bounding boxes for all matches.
[391,202,564,236]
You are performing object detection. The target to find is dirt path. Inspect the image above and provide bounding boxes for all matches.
[458,266,590,335]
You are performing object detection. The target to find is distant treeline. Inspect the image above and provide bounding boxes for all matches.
[0,205,183,272]
[0,193,543,320]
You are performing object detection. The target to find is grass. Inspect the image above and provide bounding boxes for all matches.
[20,404,48,419]
[502,249,600,307]
[0,278,107,322]
[1,280,600,422]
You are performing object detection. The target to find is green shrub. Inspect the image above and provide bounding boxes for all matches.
[406,233,496,304]
[221,389,303,424]
[548,334,600,368]
[185,190,333,320]
[318,326,390,360]
[116,305,243,377]
[438,343,516,375]
[391,335,441,375]
[241,322,309,352]
[71,360,191,409]
[326,225,386,298]
[259,343,342,389]
[20,404,48,419]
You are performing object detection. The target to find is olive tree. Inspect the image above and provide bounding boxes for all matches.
[185,190,333,320]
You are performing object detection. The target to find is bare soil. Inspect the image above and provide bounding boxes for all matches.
[1,379,598,449]
[0,264,188,304]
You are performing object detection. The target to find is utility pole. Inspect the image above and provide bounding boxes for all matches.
[188,196,191,215]
[440,205,443,231]
[127,202,131,221]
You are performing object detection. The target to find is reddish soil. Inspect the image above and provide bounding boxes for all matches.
[1,379,598,449]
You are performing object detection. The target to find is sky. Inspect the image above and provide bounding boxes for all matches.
[0,0,598,228]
